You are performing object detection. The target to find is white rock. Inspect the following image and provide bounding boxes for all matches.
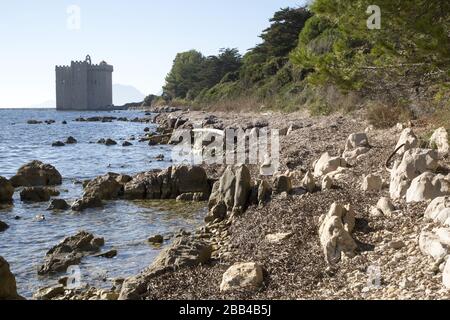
[343,133,370,163]
[321,175,333,191]
[313,152,347,178]
[435,228,450,247]
[396,123,406,131]
[395,128,418,156]
[389,148,439,200]
[419,231,449,261]
[430,127,449,158]
[345,133,369,151]
[443,259,450,289]
[343,147,371,163]
[318,203,356,265]
[377,197,395,216]
[301,171,315,193]
[324,167,349,181]
[220,262,263,292]
[362,174,383,192]
[369,206,384,218]
[265,232,292,244]
[425,196,450,226]
[406,172,450,203]
[365,125,374,133]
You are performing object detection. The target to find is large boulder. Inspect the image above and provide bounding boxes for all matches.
[123,166,210,201]
[207,165,252,221]
[0,256,24,300]
[313,153,347,178]
[318,203,357,265]
[272,175,292,194]
[10,161,62,187]
[119,236,211,300]
[424,196,450,226]
[171,166,210,196]
[123,172,153,200]
[430,127,449,158]
[343,133,370,162]
[406,172,450,203]
[395,128,418,156]
[419,230,449,261]
[389,148,439,199]
[19,187,52,202]
[0,176,14,203]
[377,197,395,216]
[345,133,369,150]
[38,231,104,275]
[83,173,123,200]
[71,196,103,212]
[362,174,383,192]
[219,262,264,292]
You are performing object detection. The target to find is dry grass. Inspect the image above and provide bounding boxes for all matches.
[366,102,412,128]
[194,96,265,113]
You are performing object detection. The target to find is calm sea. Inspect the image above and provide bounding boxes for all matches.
[0,108,206,298]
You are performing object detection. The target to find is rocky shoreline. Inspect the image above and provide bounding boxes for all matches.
[1,108,450,300]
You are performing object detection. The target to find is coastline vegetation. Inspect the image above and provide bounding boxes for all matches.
[145,1,450,128]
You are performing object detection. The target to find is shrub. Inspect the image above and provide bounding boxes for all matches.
[366,102,412,129]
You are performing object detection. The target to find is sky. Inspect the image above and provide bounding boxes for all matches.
[0,0,307,108]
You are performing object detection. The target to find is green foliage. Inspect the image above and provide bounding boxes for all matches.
[240,7,312,87]
[163,50,205,99]
[253,7,313,59]
[291,0,450,97]
[163,48,242,100]
[150,2,449,117]
[160,6,313,110]
[143,94,158,107]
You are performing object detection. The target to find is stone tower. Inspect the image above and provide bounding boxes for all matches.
[55,55,113,110]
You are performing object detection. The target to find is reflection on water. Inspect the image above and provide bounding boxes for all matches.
[0,109,207,298]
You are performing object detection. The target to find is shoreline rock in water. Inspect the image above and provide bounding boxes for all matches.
[0,256,25,300]
[72,166,211,212]
[0,176,14,203]
[119,236,212,300]
[38,231,105,275]
[19,187,52,202]
[47,199,70,211]
[10,160,62,187]
[0,220,9,232]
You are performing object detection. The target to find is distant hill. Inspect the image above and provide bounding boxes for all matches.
[113,84,145,106]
